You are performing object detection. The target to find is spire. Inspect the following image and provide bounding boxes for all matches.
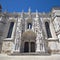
[28,7,31,18]
[36,9,39,18]
[21,10,24,18]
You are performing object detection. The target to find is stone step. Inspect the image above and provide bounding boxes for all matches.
[0,54,60,60]
[10,52,50,56]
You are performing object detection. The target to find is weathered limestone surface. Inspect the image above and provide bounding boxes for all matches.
[2,41,13,53]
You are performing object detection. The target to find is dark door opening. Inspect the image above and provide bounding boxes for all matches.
[24,42,29,52]
[24,42,35,53]
[30,42,35,52]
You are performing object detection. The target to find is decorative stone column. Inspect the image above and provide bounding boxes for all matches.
[35,10,45,53]
[36,32,45,53]
[13,17,22,53]
[36,36,40,52]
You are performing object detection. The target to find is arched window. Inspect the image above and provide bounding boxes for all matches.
[27,23,32,29]
[7,22,14,38]
[45,22,52,38]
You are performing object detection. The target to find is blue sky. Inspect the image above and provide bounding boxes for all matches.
[0,0,60,12]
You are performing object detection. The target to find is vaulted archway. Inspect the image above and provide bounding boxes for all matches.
[21,30,36,53]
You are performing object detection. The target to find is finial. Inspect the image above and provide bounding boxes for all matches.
[36,9,39,18]
[36,9,38,13]
[28,7,31,14]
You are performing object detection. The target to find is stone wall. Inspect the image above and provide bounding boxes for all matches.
[2,40,13,54]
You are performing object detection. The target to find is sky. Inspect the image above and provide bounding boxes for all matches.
[0,0,60,12]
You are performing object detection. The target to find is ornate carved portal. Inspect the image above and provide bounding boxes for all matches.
[21,31,36,53]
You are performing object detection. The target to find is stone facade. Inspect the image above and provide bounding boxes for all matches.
[0,8,60,55]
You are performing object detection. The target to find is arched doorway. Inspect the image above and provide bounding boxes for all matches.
[21,30,36,53]
[24,42,35,53]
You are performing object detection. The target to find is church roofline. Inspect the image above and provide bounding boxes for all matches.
[0,12,51,18]
[1,7,60,18]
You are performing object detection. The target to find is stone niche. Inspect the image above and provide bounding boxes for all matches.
[2,40,13,54]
